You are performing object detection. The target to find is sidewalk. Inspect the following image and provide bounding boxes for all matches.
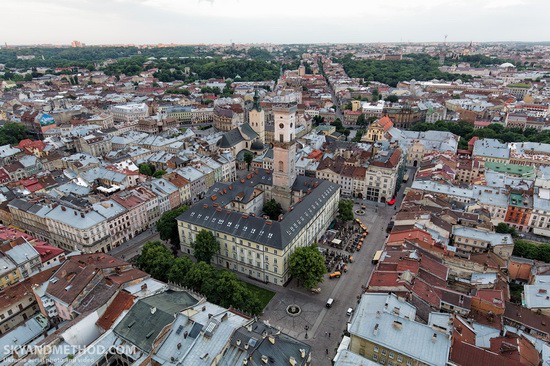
[109,229,158,256]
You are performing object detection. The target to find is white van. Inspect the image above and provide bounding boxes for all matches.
[326,298,334,308]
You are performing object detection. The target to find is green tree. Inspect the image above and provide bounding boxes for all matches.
[244,151,254,171]
[167,256,194,284]
[495,222,517,236]
[356,114,366,127]
[152,170,166,178]
[190,229,220,265]
[135,241,174,282]
[184,261,215,291]
[312,115,325,126]
[385,95,399,103]
[139,163,155,176]
[338,199,354,222]
[156,205,190,247]
[263,198,283,220]
[0,123,29,145]
[289,244,326,288]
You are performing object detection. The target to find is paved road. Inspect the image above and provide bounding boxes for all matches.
[257,167,416,364]
[259,204,397,365]
[108,230,161,260]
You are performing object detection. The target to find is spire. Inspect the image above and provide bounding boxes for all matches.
[253,89,262,112]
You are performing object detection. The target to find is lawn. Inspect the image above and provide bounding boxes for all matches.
[244,283,276,310]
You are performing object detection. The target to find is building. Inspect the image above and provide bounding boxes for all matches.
[348,294,450,365]
[111,103,149,123]
[178,103,340,286]
[451,226,514,259]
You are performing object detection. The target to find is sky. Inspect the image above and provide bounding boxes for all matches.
[1,0,549,45]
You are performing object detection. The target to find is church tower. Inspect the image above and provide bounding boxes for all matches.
[271,104,297,211]
[248,90,265,143]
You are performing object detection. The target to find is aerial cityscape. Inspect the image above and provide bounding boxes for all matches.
[1,1,550,366]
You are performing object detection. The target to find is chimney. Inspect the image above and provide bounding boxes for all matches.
[392,320,402,330]
[373,323,379,336]
[268,335,275,344]
[80,212,84,218]
[300,349,306,359]
[431,333,437,343]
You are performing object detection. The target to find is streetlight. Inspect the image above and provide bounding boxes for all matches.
[304,325,309,339]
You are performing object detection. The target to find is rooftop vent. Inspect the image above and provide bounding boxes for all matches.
[392,320,402,330]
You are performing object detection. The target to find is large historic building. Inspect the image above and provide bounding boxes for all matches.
[177,103,340,286]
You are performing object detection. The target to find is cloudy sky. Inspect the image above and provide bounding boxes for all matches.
[1,0,548,45]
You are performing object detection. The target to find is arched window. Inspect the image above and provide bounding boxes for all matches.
[278,161,284,172]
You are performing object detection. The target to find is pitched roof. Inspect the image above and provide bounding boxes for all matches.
[96,290,135,331]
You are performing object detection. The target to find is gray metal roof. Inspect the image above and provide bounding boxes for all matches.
[114,291,198,353]
[177,173,339,249]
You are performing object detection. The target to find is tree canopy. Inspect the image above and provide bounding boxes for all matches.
[263,198,283,220]
[289,244,327,288]
[138,163,156,176]
[409,120,550,150]
[338,199,354,222]
[244,151,254,171]
[0,123,30,145]
[135,241,175,282]
[339,53,472,87]
[135,241,263,314]
[513,240,550,263]
[156,205,189,248]
[190,229,220,265]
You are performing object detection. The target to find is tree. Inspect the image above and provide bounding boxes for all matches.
[135,241,174,282]
[244,151,254,171]
[152,170,166,178]
[167,256,194,284]
[385,95,399,103]
[356,114,366,127]
[184,261,215,292]
[338,199,354,222]
[139,163,155,176]
[0,123,29,145]
[190,229,220,265]
[156,205,190,247]
[495,222,517,236]
[263,198,283,220]
[289,244,326,288]
[312,115,325,126]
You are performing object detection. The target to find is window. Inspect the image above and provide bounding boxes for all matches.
[372,354,378,361]
[278,161,284,172]
[373,346,379,353]
[7,310,13,316]
[389,352,394,359]
[397,356,403,362]
[381,350,387,356]
[406,361,412,366]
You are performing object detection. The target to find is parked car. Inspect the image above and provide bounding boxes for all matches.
[329,271,342,279]
[387,198,396,205]
[347,307,354,316]
[311,287,321,294]
[326,298,334,308]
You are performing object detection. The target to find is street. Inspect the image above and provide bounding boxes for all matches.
[108,229,161,260]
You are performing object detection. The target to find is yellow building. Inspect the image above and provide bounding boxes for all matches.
[351,100,362,112]
[177,172,340,286]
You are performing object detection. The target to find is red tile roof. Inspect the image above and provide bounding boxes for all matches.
[96,291,135,331]
[34,244,65,263]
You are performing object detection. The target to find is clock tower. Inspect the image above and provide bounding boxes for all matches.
[271,104,297,211]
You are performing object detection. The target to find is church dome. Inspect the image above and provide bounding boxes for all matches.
[251,140,264,151]
[499,62,515,68]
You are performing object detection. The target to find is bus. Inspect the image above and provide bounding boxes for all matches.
[372,250,383,264]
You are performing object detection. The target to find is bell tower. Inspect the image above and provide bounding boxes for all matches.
[271,104,297,211]
[248,89,265,143]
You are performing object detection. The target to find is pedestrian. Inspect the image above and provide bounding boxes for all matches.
[326,348,328,355]
[329,332,331,338]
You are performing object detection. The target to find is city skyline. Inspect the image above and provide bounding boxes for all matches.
[1,0,549,45]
